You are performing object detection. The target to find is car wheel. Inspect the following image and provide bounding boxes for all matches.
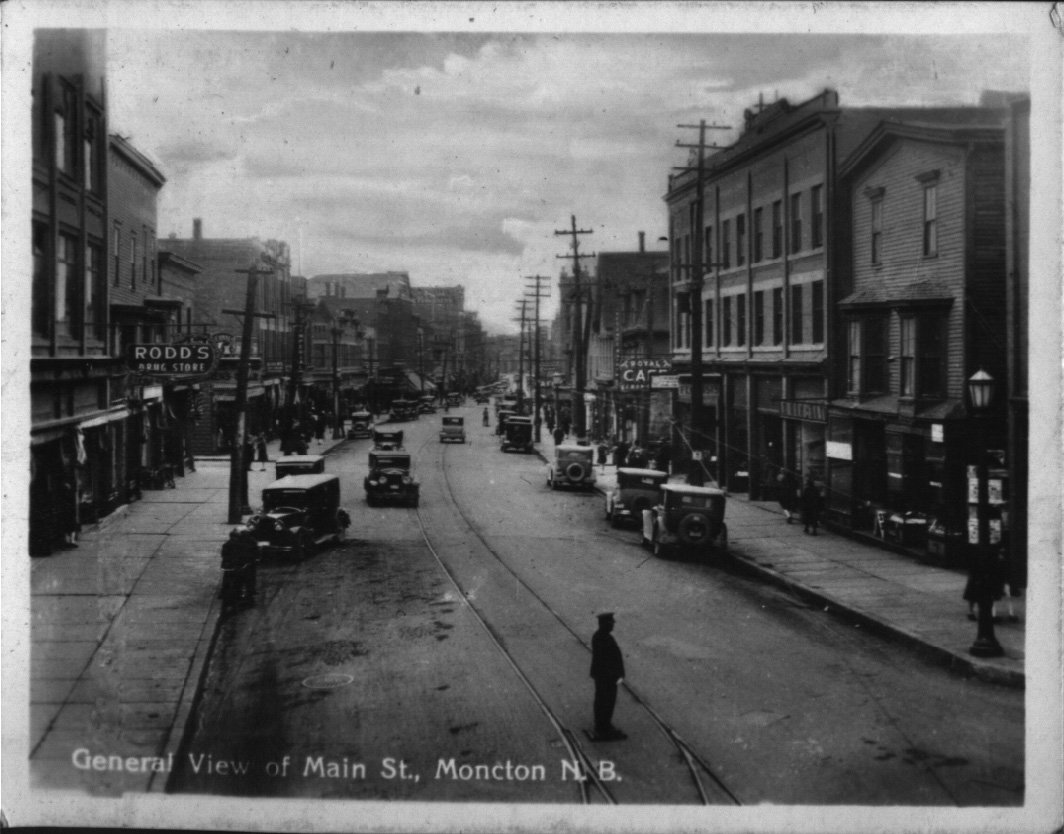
[294,530,313,561]
[366,494,378,507]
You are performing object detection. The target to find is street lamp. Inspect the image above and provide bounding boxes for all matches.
[967,368,1003,658]
[331,309,359,439]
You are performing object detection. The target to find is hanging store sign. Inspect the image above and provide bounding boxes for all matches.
[128,342,217,376]
[617,357,672,391]
[651,374,680,389]
[779,399,827,423]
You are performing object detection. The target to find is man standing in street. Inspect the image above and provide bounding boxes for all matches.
[590,612,627,741]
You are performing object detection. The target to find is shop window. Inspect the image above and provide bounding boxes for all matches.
[753,290,764,346]
[722,296,732,346]
[811,185,824,248]
[790,284,803,344]
[753,208,763,263]
[790,192,802,254]
[33,223,49,338]
[736,214,746,266]
[704,225,712,271]
[901,314,947,399]
[704,299,713,346]
[848,315,887,395]
[771,200,782,258]
[736,293,746,346]
[721,220,731,269]
[811,280,824,343]
[772,287,783,345]
[56,232,78,339]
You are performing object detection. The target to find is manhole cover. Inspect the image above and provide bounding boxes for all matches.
[302,673,354,690]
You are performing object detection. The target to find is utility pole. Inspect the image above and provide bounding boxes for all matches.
[512,298,528,413]
[282,293,316,453]
[225,260,276,524]
[674,119,730,485]
[555,215,595,443]
[525,275,551,443]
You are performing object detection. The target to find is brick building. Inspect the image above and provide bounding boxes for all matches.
[827,106,1018,566]
[159,221,297,454]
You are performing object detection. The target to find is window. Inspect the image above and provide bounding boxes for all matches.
[672,237,682,281]
[33,223,49,337]
[84,110,100,192]
[113,223,121,285]
[790,284,803,344]
[131,232,138,290]
[55,85,77,175]
[811,185,824,248]
[56,232,78,338]
[721,220,731,269]
[705,299,713,346]
[753,208,763,262]
[85,241,102,341]
[902,315,946,398]
[847,316,887,395]
[753,290,764,345]
[811,280,824,343]
[923,185,938,257]
[772,287,783,345]
[736,214,746,266]
[143,230,151,292]
[790,192,802,254]
[771,200,783,258]
[684,235,691,277]
[736,293,746,346]
[871,198,883,264]
[722,296,732,346]
[704,226,712,272]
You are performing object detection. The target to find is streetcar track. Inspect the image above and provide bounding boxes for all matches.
[412,422,741,806]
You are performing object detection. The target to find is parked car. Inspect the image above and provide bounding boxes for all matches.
[496,409,515,436]
[390,399,419,422]
[446,393,463,408]
[364,450,420,507]
[275,454,326,479]
[640,484,727,558]
[474,393,490,404]
[419,396,437,415]
[372,429,404,450]
[605,467,669,528]
[347,410,373,439]
[501,416,534,453]
[440,415,466,443]
[247,473,351,559]
[547,444,597,490]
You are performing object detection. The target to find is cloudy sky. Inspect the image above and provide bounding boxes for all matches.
[99,7,1031,333]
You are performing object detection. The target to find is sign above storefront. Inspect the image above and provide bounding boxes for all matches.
[779,399,827,423]
[128,342,217,376]
[617,357,672,391]
[651,374,680,389]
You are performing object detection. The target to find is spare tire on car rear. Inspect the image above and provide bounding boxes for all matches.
[678,513,710,545]
[565,462,586,481]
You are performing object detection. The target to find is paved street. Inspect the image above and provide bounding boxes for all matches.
[29,404,1024,804]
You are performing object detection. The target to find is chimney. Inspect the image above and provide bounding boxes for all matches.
[193,218,202,240]
[638,231,645,252]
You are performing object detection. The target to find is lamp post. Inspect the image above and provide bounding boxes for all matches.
[331,310,359,439]
[967,368,1003,658]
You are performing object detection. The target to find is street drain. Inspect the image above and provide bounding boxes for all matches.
[302,673,354,690]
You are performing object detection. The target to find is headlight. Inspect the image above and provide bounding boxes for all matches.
[368,478,377,486]
[402,476,412,485]
[274,520,284,532]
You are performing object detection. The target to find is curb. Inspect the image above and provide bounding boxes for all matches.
[723,551,1024,689]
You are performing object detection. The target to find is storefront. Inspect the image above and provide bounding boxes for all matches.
[674,375,721,484]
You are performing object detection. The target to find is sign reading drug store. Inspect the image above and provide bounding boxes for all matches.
[128,342,217,377]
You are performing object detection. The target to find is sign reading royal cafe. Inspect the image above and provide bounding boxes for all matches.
[616,357,672,391]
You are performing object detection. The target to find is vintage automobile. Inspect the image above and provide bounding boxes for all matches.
[439,415,466,443]
[247,473,351,559]
[473,393,490,404]
[390,399,419,422]
[364,450,420,507]
[372,429,404,450]
[501,416,534,453]
[640,484,728,558]
[604,467,669,528]
[495,408,516,436]
[446,393,463,408]
[419,395,437,415]
[547,444,597,490]
[347,410,374,439]
[274,454,326,479]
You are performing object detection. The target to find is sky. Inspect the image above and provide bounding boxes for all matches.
[101,14,1031,334]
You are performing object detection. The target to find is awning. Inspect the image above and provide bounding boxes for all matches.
[79,408,132,429]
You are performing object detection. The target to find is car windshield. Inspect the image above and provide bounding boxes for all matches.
[443,417,463,426]
[372,455,410,470]
[619,474,664,489]
[669,494,717,510]
[263,490,311,511]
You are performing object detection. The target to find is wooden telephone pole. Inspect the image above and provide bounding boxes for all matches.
[525,275,551,443]
[554,215,595,443]
[512,298,528,413]
[674,119,730,485]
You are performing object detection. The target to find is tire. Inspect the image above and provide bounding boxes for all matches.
[678,513,710,545]
[294,530,313,561]
[565,462,586,481]
[411,494,420,508]
[366,494,378,507]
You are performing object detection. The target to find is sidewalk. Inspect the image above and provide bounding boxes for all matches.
[530,428,1024,688]
[29,433,349,794]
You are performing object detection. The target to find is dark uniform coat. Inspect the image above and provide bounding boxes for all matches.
[590,623,625,736]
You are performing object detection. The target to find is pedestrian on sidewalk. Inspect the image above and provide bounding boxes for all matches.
[596,441,609,472]
[612,439,630,468]
[483,407,490,428]
[314,411,326,445]
[553,425,565,447]
[254,433,269,471]
[778,470,799,524]
[653,439,671,476]
[800,475,823,535]
[590,612,627,741]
